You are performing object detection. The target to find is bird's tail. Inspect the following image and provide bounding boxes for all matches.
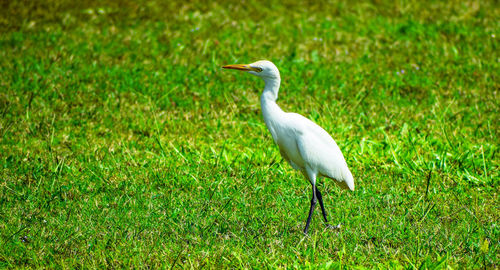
[343,169,355,191]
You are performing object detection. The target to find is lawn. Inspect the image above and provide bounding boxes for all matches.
[0,0,498,268]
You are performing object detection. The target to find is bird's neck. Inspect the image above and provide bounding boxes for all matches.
[261,77,280,102]
[260,77,284,141]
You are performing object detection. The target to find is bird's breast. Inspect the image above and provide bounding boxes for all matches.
[276,132,306,170]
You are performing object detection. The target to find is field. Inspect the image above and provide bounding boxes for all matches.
[0,0,498,268]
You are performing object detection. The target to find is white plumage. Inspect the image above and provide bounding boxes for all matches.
[223,60,355,234]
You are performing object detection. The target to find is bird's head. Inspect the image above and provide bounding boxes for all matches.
[223,60,280,80]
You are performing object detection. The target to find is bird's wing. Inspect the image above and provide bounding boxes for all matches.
[289,113,355,191]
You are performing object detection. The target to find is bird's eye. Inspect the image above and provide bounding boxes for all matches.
[255,67,263,72]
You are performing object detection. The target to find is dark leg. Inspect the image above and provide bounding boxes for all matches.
[303,184,317,234]
[315,186,329,224]
[316,186,341,230]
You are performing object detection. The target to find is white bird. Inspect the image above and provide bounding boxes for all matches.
[223,60,355,234]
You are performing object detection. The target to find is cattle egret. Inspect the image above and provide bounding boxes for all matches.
[223,60,355,234]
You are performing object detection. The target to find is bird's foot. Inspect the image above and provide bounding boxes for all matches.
[326,223,341,230]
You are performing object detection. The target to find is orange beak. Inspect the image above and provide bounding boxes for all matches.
[223,64,258,72]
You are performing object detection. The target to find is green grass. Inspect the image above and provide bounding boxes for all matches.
[0,0,498,268]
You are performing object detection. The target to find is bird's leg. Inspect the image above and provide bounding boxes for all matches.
[303,183,317,235]
[315,186,329,224]
[316,186,341,230]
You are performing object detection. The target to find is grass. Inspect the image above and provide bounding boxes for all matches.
[0,0,498,268]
